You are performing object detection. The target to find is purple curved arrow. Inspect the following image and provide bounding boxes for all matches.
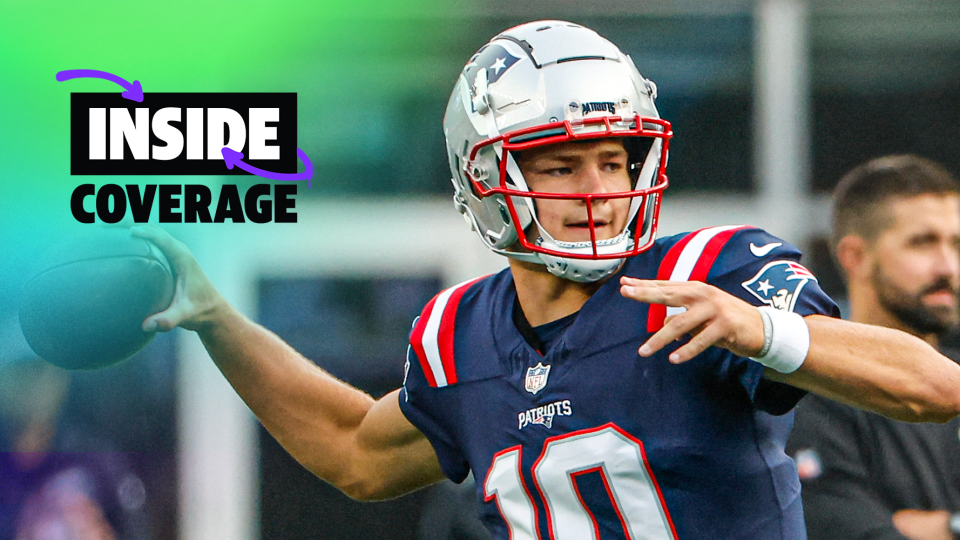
[56,69,143,102]
[221,147,314,188]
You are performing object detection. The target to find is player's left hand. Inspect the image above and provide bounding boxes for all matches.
[619,277,766,363]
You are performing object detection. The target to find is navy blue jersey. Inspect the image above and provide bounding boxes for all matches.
[400,226,839,540]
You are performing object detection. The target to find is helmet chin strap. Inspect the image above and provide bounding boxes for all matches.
[536,231,633,283]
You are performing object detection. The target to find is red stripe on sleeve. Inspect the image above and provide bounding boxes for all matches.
[409,294,440,388]
[687,226,750,282]
[646,231,699,333]
[436,276,487,386]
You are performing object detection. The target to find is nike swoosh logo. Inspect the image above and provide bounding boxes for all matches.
[750,242,782,257]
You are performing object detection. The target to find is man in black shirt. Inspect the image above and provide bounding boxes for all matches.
[788,155,960,540]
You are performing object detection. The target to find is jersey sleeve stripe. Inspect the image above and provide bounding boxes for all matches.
[646,230,699,332]
[416,275,488,388]
[687,226,751,283]
[654,230,697,281]
[422,288,457,387]
[410,299,440,388]
[647,225,748,332]
[436,275,487,386]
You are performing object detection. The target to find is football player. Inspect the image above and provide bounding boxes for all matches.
[134,21,960,539]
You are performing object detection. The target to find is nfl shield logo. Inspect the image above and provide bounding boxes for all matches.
[524,362,551,395]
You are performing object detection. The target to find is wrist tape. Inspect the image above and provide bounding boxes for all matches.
[749,306,810,373]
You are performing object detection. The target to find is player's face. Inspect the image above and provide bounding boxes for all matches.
[515,139,633,244]
[871,193,960,335]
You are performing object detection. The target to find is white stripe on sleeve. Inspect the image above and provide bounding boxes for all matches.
[665,225,743,319]
[420,277,479,388]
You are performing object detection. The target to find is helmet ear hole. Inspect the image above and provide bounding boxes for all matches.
[498,203,512,224]
[459,157,485,200]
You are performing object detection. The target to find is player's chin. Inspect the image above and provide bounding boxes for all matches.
[559,231,607,244]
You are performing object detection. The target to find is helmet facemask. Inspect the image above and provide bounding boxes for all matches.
[464,114,671,282]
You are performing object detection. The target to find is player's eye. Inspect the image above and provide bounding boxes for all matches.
[602,161,623,172]
[908,234,939,248]
[543,167,572,176]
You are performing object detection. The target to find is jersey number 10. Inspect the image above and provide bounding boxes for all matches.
[483,424,678,540]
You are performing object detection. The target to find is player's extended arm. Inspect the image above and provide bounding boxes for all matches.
[619,277,960,423]
[131,225,446,501]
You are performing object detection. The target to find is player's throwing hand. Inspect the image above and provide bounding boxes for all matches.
[130,224,227,333]
[619,276,767,363]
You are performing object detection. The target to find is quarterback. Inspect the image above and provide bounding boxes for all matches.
[135,22,960,539]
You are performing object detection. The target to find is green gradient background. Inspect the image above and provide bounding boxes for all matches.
[0,0,472,309]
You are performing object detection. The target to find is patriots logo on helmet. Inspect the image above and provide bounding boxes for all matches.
[581,102,616,115]
[741,260,817,312]
[466,44,521,84]
[463,44,522,114]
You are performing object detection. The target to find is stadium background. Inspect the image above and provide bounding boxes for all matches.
[1,0,959,538]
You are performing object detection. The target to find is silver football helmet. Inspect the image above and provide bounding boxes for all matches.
[443,20,672,282]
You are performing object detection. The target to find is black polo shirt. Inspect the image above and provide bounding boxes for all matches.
[787,349,960,540]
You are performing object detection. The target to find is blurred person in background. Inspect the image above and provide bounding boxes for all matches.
[0,313,150,540]
[788,155,960,540]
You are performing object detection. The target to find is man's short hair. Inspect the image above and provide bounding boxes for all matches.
[831,154,960,249]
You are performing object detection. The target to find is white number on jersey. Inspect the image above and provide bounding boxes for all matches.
[483,423,678,540]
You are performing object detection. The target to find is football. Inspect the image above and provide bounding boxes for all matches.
[18,227,176,370]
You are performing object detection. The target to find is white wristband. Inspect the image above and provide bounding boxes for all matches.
[749,306,810,373]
